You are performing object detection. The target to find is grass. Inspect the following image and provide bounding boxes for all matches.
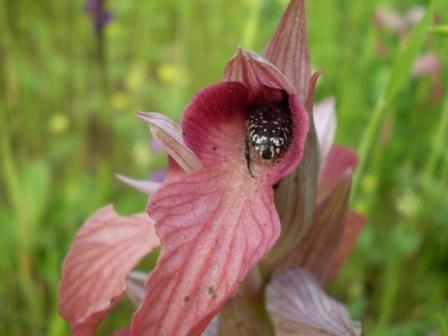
[0,0,447,335]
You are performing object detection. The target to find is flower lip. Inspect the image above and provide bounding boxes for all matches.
[181,81,307,185]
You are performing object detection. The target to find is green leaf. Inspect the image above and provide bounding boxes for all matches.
[21,160,51,230]
[430,25,448,36]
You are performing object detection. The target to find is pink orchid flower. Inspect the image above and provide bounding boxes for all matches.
[59,1,364,335]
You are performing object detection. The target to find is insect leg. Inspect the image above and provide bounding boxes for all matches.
[245,136,255,178]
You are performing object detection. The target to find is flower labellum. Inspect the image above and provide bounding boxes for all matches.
[266,268,362,336]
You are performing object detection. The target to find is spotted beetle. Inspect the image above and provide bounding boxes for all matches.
[245,105,292,177]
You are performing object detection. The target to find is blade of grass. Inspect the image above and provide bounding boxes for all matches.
[352,1,435,200]
[424,94,448,181]
[430,25,448,36]
[241,0,261,49]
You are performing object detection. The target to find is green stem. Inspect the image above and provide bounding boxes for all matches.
[424,95,448,181]
[352,98,386,200]
[241,0,261,49]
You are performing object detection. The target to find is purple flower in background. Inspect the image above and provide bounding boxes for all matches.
[85,0,113,33]
[150,138,164,153]
[151,170,166,183]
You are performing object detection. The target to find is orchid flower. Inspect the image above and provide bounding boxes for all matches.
[85,0,113,34]
[59,1,364,335]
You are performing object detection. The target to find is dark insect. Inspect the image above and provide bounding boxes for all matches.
[245,105,292,177]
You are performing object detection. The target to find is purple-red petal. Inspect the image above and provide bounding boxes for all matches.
[223,49,297,95]
[274,172,352,284]
[59,206,160,335]
[138,111,201,173]
[265,268,362,336]
[263,0,311,101]
[318,145,358,202]
[131,167,280,335]
[314,97,336,164]
[304,70,323,113]
[328,211,365,280]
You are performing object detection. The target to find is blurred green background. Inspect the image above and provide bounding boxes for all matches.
[1,0,447,335]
